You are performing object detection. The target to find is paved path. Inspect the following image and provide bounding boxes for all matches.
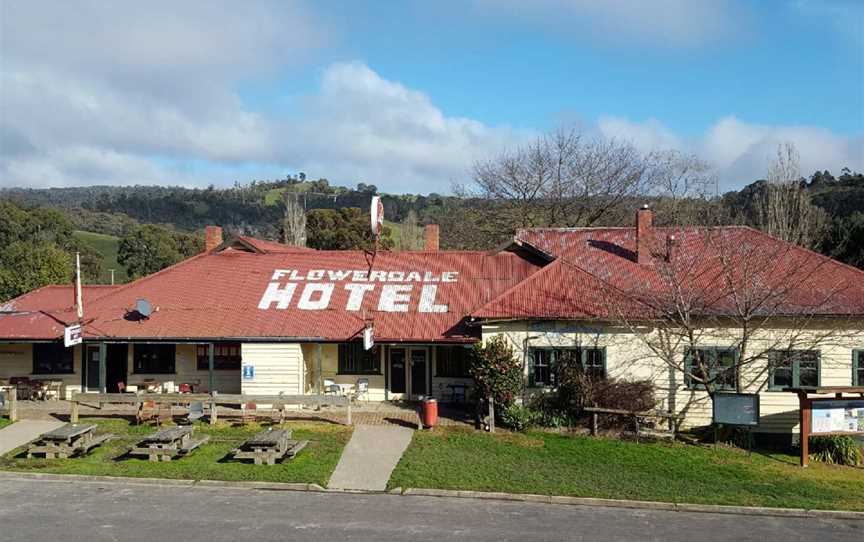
[328,425,413,490]
[0,419,64,456]
[0,476,860,542]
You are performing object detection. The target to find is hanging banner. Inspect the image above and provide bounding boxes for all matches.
[363,326,374,351]
[370,196,384,237]
[64,325,83,347]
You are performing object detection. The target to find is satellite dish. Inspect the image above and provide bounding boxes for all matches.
[136,298,152,318]
[370,196,384,237]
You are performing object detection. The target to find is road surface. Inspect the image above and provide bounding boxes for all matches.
[0,477,860,541]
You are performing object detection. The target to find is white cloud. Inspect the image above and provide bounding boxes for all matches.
[596,115,864,190]
[474,0,749,47]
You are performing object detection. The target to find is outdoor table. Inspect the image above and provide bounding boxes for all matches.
[130,425,209,462]
[232,428,307,465]
[336,384,354,396]
[27,423,110,459]
[447,383,468,403]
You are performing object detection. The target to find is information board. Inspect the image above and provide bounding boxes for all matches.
[242,365,255,380]
[811,400,864,434]
[712,393,760,426]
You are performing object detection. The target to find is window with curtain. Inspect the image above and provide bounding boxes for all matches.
[196,343,241,370]
[32,342,74,374]
[133,344,176,374]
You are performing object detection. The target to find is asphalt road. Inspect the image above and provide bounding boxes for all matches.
[0,477,861,542]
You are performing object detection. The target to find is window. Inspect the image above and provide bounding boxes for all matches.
[436,346,471,378]
[854,350,864,386]
[133,344,175,374]
[528,347,606,387]
[196,343,241,370]
[685,348,737,391]
[32,343,74,374]
[338,342,379,374]
[767,350,820,390]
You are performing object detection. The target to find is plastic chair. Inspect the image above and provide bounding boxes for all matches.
[178,383,193,394]
[187,401,205,423]
[354,378,369,403]
[241,402,258,424]
[323,378,339,395]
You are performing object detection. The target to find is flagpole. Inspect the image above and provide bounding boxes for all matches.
[75,252,83,323]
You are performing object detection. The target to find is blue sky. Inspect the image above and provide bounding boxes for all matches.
[1,0,862,193]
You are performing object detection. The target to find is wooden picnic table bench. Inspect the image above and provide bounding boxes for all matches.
[584,407,681,442]
[231,428,308,465]
[27,423,112,459]
[129,425,210,462]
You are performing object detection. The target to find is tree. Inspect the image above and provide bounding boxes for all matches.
[469,335,523,409]
[396,210,424,250]
[118,225,185,279]
[306,208,394,250]
[469,127,655,231]
[281,190,307,247]
[0,241,72,302]
[644,150,725,226]
[822,212,864,270]
[755,143,828,249]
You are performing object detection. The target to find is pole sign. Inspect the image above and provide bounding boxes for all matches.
[363,325,374,351]
[242,365,255,380]
[370,196,384,237]
[64,325,83,347]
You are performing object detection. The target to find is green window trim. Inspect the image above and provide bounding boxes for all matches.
[527,347,606,387]
[766,350,821,391]
[684,347,738,391]
[854,349,864,387]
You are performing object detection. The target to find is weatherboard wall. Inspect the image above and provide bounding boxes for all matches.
[240,343,304,396]
[0,344,83,399]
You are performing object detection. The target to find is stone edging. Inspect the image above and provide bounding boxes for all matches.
[1,471,861,521]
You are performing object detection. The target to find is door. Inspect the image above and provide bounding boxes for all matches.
[84,346,100,391]
[410,348,428,399]
[105,344,128,393]
[389,348,406,394]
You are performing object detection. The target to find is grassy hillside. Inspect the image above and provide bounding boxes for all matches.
[73,230,128,284]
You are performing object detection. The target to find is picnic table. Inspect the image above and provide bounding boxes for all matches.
[129,425,210,462]
[231,428,308,465]
[27,423,111,459]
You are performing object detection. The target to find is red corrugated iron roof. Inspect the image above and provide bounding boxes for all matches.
[70,247,540,342]
[0,285,118,340]
[1,285,118,312]
[473,225,864,320]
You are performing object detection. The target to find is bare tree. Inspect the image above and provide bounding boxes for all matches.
[644,150,725,226]
[469,127,654,229]
[755,142,828,248]
[281,190,307,247]
[397,210,424,250]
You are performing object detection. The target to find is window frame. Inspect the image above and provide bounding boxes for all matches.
[133,344,176,375]
[854,349,864,387]
[766,349,821,391]
[338,342,380,375]
[32,342,75,375]
[684,347,739,391]
[527,346,607,387]
[196,343,242,371]
[436,346,472,378]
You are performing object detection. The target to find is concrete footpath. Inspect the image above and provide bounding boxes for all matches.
[328,425,413,491]
[0,420,64,456]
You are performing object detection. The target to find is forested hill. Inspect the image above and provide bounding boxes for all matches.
[0,178,449,240]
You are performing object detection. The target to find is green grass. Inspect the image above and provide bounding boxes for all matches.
[0,418,352,486]
[73,230,128,283]
[388,428,864,511]
[0,418,12,430]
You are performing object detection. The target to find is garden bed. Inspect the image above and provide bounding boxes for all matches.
[0,418,352,486]
[388,427,864,511]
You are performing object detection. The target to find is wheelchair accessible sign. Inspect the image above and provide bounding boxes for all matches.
[242,365,255,380]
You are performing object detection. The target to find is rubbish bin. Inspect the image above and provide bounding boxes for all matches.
[421,397,438,428]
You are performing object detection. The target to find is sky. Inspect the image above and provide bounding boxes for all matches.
[1,0,862,194]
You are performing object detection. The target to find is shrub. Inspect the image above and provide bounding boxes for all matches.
[469,336,523,410]
[809,436,862,466]
[500,404,541,431]
[556,352,657,418]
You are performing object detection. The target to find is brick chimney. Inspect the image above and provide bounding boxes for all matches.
[424,224,440,251]
[636,205,654,264]
[205,226,223,252]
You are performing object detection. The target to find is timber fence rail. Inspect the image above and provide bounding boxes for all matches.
[584,406,680,442]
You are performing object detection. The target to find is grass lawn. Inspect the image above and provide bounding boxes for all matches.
[388,427,864,511]
[0,418,351,486]
[0,418,12,430]
[73,230,128,283]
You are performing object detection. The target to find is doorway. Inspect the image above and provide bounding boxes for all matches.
[105,344,128,393]
[84,346,100,391]
[389,348,406,395]
[409,348,428,399]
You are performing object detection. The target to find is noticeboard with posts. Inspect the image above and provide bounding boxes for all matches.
[712,393,760,427]
[787,387,864,467]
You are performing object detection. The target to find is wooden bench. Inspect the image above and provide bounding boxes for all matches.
[584,407,680,442]
[129,426,210,462]
[231,428,308,465]
[27,423,112,459]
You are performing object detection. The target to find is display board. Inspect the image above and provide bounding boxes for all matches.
[712,393,760,426]
[811,400,864,434]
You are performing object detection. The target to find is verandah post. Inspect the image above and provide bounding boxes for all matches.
[208,343,215,394]
[70,395,78,423]
[98,342,107,393]
[9,387,17,422]
[488,396,495,433]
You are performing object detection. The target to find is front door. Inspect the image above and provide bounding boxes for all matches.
[389,348,406,395]
[84,346,100,391]
[105,344,128,393]
[410,348,428,399]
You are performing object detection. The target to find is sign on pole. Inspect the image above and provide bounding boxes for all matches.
[64,325,83,347]
[363,325,374,351]
[370,196,384,237]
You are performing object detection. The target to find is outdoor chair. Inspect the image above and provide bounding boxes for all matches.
[178,383,193,394]
[186,401,205,424]
[136,400,158,425]
[323,379,339,395]
[0,391,5,411]
[353,378,369,403]
[241,402,258,424]
[157,404,174,426]
[117,381,127,393]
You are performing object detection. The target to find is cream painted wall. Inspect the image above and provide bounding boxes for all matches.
[482,320,864,434]
[124,344,240,394]
[0,343,83,399]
